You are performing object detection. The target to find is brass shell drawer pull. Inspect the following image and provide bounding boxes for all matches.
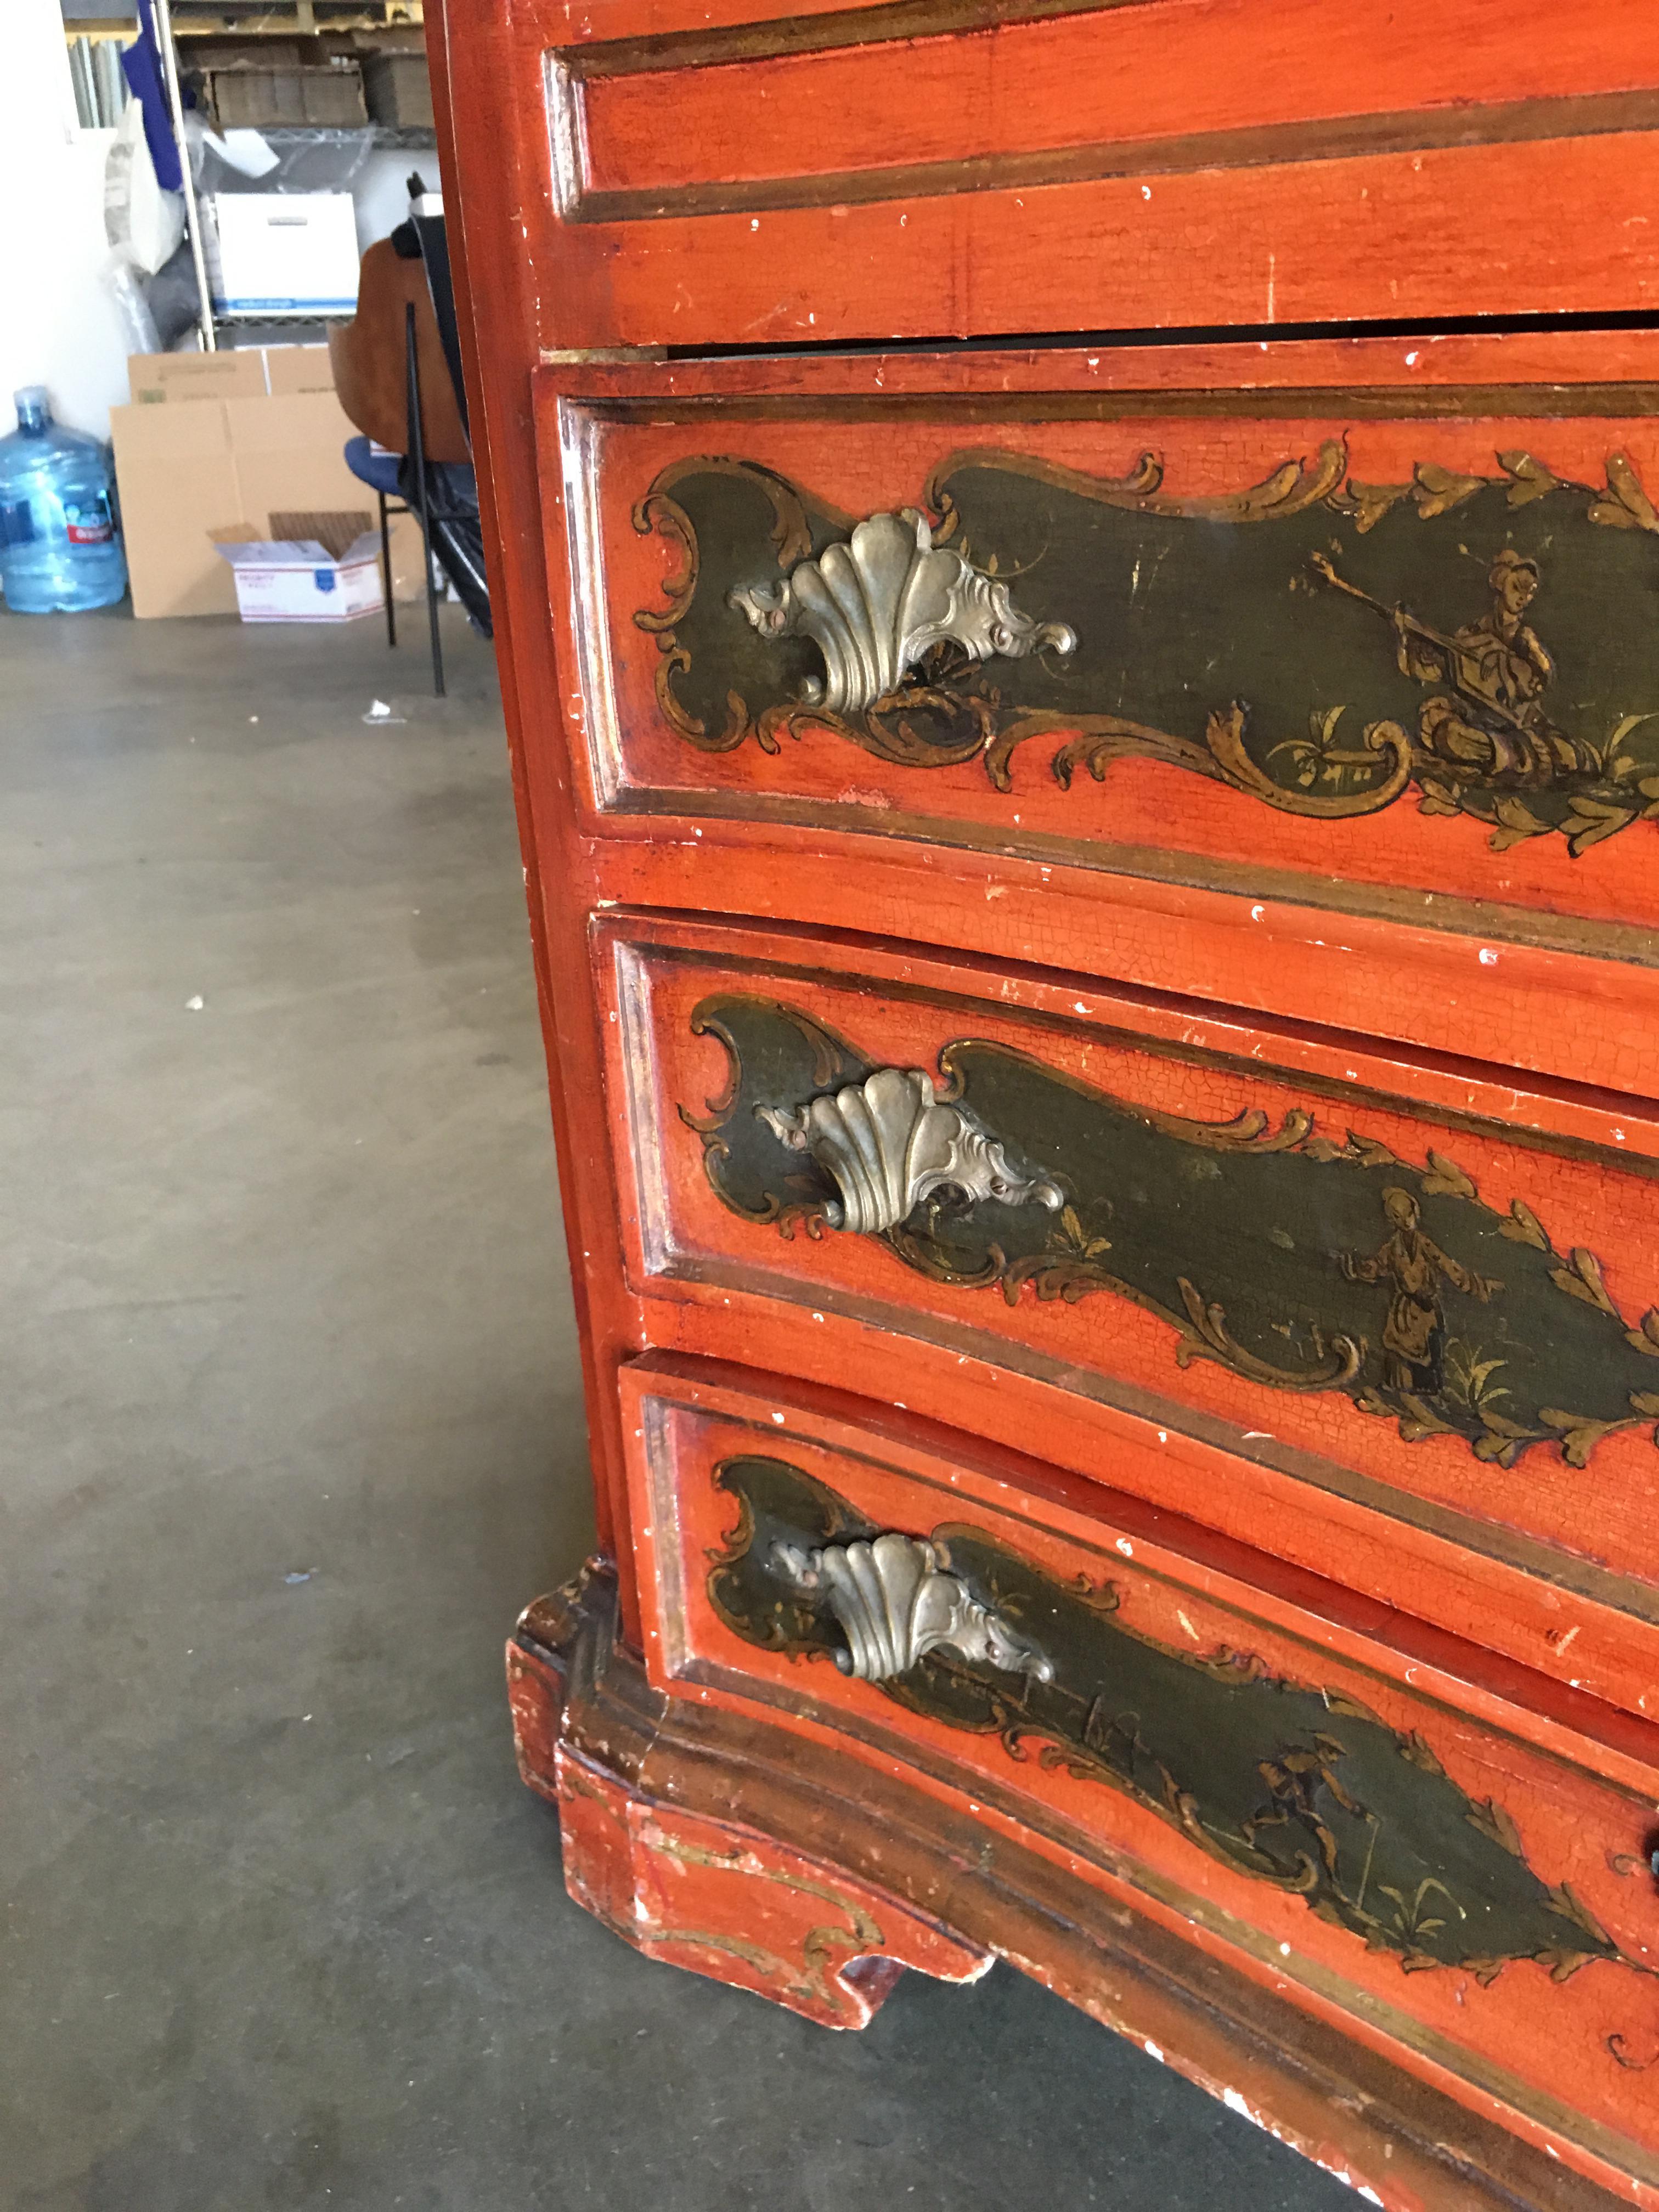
[757,1066,1063,1238]
[772,1530,1053,1685]
[730,506,1074,718]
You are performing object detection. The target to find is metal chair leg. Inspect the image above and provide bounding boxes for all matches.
[407,300,444,698]
[379,487,397,648]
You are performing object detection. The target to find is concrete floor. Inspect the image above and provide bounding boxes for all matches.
[1,604,1352,2211]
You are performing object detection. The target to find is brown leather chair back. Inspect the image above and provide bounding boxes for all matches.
[328,237,470,465]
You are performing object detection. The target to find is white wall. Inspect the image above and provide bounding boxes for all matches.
[0,0,131,439]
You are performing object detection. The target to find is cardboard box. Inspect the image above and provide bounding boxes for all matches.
[201,193,360,316]
[228,391,364,542]
[202,62,366,128]
[354,26,426,53]
[263,345,337,396]
[212,515,383,623]
[362,52,433,128]
[113,388,360,617]
[127,350,269,406]
[126,345,336,406]
[112,382,427,618]
[183,36,309,74]
[111,400,242,617]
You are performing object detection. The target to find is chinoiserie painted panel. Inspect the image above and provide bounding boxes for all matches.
[588,408,1659,910]
[545,377,1659,1095]
[621,1363,1659,2194]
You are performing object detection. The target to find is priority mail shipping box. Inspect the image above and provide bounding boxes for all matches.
[212,518,383,623]
[111,389,370,618]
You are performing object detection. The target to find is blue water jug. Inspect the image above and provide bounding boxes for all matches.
[0,386,128,614]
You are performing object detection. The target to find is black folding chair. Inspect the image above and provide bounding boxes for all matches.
[400,195,491,696]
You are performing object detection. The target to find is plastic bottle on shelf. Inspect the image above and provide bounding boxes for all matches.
[0,388,128,614]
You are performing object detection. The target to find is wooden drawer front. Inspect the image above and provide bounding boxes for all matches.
[560,0,1659,231]
[599,915,1659,1709]
[544,347,1659,1093]
[471,1,1659,348]
[620,1356,1659,2204]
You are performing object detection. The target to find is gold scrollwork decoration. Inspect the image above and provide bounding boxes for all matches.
[920,439,1351,530]
[710,1453,1652,1991]
[689,993,1659,1471]
[635,442,1659,855]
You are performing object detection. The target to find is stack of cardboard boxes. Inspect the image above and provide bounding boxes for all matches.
[110,346,422,620]
[182,30,432,129]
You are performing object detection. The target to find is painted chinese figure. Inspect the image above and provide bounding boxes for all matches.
[1342,1187,1501,1395]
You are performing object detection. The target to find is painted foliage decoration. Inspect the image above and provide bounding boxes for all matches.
[709,1453,1629,1985]
[635,443,1659,854]
[682,994,1659,1470]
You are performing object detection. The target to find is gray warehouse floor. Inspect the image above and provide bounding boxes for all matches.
[1,605,1350,2210]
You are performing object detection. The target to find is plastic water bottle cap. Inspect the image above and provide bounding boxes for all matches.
[12,386,49,433]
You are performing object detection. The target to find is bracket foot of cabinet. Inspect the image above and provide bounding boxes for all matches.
[507,1565,991,2028]
[506,1562,1629,2212]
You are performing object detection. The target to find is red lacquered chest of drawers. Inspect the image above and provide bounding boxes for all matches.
[430,3,1659,2198]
